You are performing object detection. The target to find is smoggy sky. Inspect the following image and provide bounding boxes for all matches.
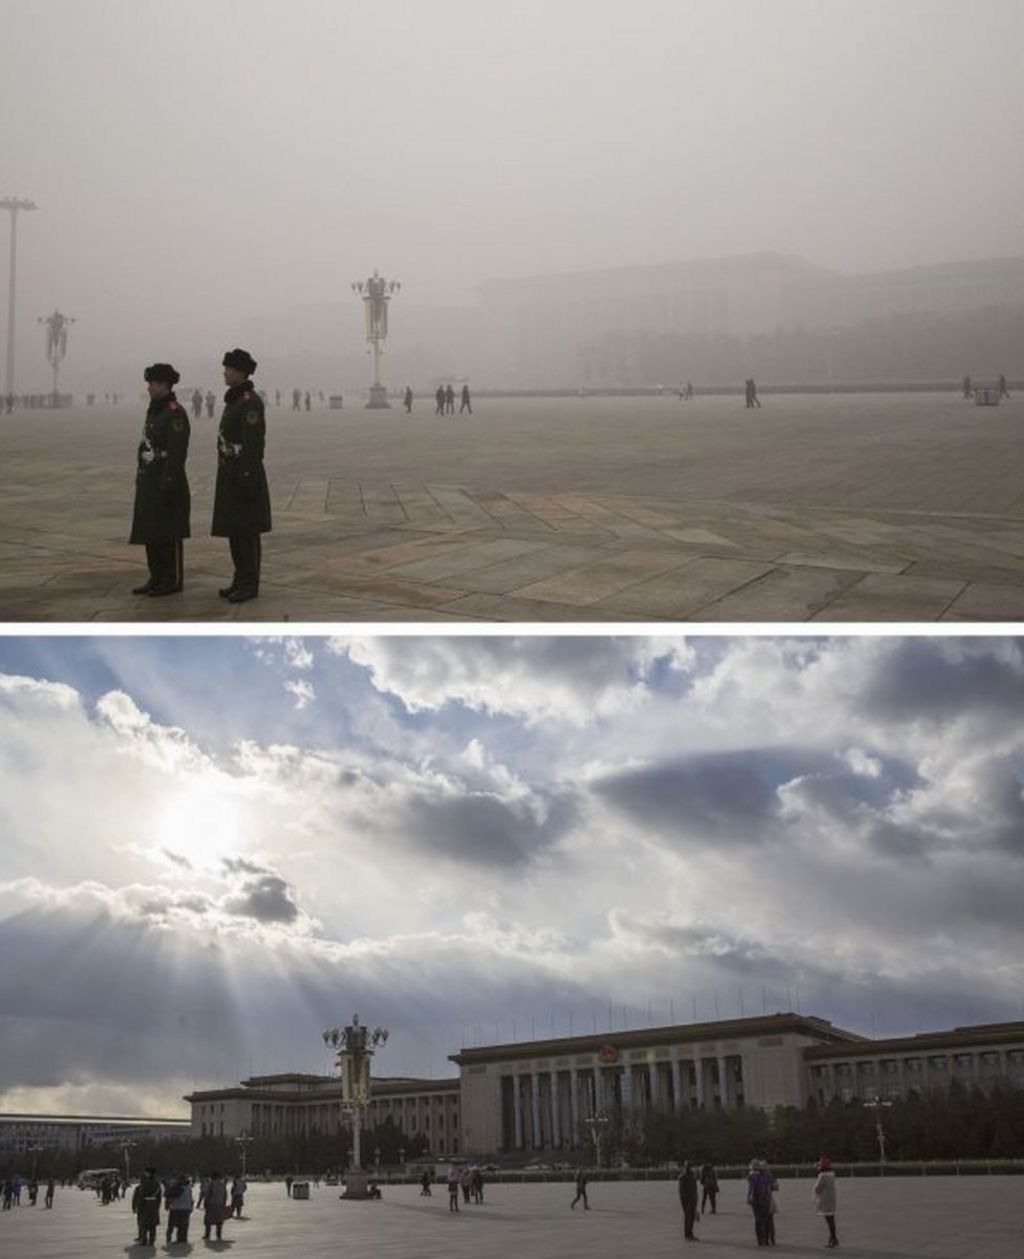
[0,634,1022,1117]
[2,0,1024,387]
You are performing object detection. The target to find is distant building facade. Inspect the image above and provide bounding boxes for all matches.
[0,1114,189,1155]
[184,1075,462,1156]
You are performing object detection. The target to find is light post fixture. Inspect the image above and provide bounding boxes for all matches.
[120,1138,137,1184]
[323,1014,389,1199]
[584,1112,610,1169]
[235,1133,254,1177]
[351,270,400,408]
[27,1143,42,1180]
[1,197,37,408]
[863,1097,892,1165]
[399,1145,406,1174]
[39,308,74,405]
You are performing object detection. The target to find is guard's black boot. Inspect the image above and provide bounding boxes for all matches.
[132,578,156,595]
[227,586,258,604]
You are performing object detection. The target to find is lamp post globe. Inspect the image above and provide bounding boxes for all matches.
[351,271,401,408]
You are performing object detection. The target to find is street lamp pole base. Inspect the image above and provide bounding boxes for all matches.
[340,1171,371,1199]
[365,384,390,409]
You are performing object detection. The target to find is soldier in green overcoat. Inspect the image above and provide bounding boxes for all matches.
[212,347,271,602]
[129,362,190,596]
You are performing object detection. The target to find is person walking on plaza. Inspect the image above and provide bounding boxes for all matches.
[403,385,414,413]
[213,347,272,604]
[435,384,445,415]
[962,374,973,399]
[132,1165,162,1247]
[200,1170,228,1241]
[700,1161,719,1214]
[230,1173,247,1217]
[747,1158,773,1246]
[459,383,472,414]
[285,1175,293,1197]
[44,1178,54,1208]
[447,1166,460,1212]
[998,373,1010,399]
[304,390,311,411]
[292,388,302,410]
[129,363,190,597]
[420,1168,432,1196]
[766,1162,780,1245]
[191,387,203,419]
[471,1166,484,1204]
[165,1174,193,1245]
[444,382,455,414]
[745,377,762,408]
[813,1155,839,1248]
[205,389,215,418]
[570,1166,589,1210]
[678,1159,700,1242]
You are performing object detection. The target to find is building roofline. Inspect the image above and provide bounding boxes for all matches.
[184,1077,460,1105]
[0,1113,189,1126]
[449,1013,865,1066]
[804,1020,1024,1060]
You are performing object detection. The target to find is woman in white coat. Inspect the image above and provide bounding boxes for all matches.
[813,1156,839,1248]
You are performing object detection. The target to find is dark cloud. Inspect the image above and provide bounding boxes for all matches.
[394,789,577,867]
[223,874,301,924]
[160,848,193,870]
[222,856,270,876]
[594,748,835,844]
[856,639,1024,726]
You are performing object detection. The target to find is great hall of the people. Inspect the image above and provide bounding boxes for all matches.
[184,1013,1024,1159]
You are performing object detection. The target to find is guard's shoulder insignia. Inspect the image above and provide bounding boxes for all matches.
[246,411,259,425]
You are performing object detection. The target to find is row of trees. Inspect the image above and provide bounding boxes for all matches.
[578,304,1024,388]
[609,1081,1024,1166]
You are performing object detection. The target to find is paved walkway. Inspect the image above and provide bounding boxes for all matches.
[2,394,1023,621]
[0,1178,1019,1259]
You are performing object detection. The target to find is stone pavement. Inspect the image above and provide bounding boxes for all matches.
[0,1177,1019,1259]
[2,393,1024,622]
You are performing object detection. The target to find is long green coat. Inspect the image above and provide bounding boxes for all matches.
[211,383,272,536]
[129,394,191,544]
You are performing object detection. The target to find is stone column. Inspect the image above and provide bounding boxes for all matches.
[550,1073,561,1149]
[717,1056,729,1109]
[570,1069,581,1147]
[496,1080,505,1150]
[671,1058,683,1112]
[693,1055,705,1108]
[620,1065,633,1109]
[531,1073,542,1149]
[513,1075,524,1151]
[648,1060,659,1108]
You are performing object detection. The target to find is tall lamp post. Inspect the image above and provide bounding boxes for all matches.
[39,308,74,405]
[1,197,38,409]
[863,1097,892,1167]
[323,1014,389,1199]
[351,270,400,409]
[585,1112,610,1169]
[235,1133,254,1178]
[121,1138,137,1185]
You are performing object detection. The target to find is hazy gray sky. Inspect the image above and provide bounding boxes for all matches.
[3,0,1024,382]
[1,635,1022,1117]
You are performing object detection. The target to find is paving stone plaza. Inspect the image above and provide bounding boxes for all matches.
[0,1177,1019,1259]
[2,391,1024,622]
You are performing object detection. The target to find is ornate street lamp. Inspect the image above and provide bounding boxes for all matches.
[39,308,74,405]
[351,270,400,409]
[585,1112,610,1168]
[1,197,37,408]
[323,1014,389,1199]
[235,1132,254,1177]
[120,1138,137,1184]
[862,1097,892,1165]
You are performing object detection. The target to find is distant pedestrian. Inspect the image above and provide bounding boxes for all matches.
[445,383,455,414]
[275,389,281,407]
[191,388,203,419]
[205,389,215,418]
[435,385,445,415]
[813,1155,839,1248]
[700,1161,719,1214]
[304,390,311,411]
[686,380,694,399]
[403,385,413,413]
[963,374,973,399]
[459,384,472,414]
[447,1167,460,1212]
[2,1178,12,1210]
[471,1166,484,1203]
[165,1175,193,1245]
[460,1165,472,1204]
[677,1159,700,1241]
[747,1158,773,1247]
[292,388,301,410]
[745,377,761,408]
[44,1178,54,1208]
[420,1169,432,1196]
[201,1171,228,1241]
[132,1165,162,1247]
[230,1174,247,1217]
[570,1166,589,1210]
[285,1175,293,1197]
[767,1163,780,1245]
[998,373,1010,399]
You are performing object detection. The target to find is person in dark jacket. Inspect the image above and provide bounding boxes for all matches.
[132,1166,162,1247]
[212,347,271,603]
[678,1159,700,1241]
[129,363,190,596]
[700,1161,719,1214]
[570,1166,589,1210]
